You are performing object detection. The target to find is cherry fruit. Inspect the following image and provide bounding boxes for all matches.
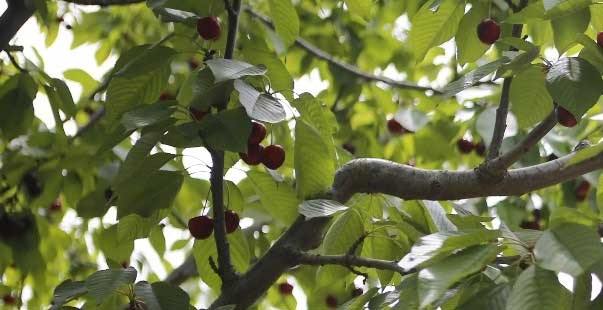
[576,180,590,201]
[352,287,363,297]
[197,16,221,40]
[262,145,285,170]
[477,19,500,45]
[2,294,15,305]
[556,106,578,127]
[597,32,603,48]
[457,139,474,154]
[248,121,267,145]
[387,118,406,135]
[474,141,486,157]
[188,215,214,240]
[189,106,209,122]
[325,295,338,308]
[278,282,294,295]
[239,144,265,166]
[224,210,240,233]
[49,199,62,212]
[342,143,356,154]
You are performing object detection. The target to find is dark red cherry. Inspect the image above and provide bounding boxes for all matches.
[197,16,221,40]
[477,19,501,45]
[556,106,578,127]
[387,118,406,135]
[597,32,603,48]
[188,216,214,240]
[248,121,267,145]
[576,180,590,201]
[239,144,264,166]
[224,210,239,233]
[278,282,294,295]
[262,145,285,170]
[457,139,474,154]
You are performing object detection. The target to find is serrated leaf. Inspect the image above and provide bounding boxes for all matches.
[50,280,87,309]
[421,200,457,232]
[409,0,464,63]
[149,225,166,256]
[299,199,348,219]
[506,266,571,310]
[576,33,603,73]
[198,107,253,152]
[495,47,540,79]
[247,171,299,225]
[234,80,286,123]
[134,281,189,310]
[551,8,589,53]
[317,209,365,284]
[442,58,510,97]
[178,68,232,110]
[418,244,498,308]
[269,0,299,48]
[546,57,603,117]
[510,65,554,128]
[455,2,489,65]
[544,0,591,19]
[294,120,335,199]
[116,171,183,218]
[85,267,137,304]
[121,101,176,131]
[534,223,603,276]
[399,229,500,270]
[205,59,267,83]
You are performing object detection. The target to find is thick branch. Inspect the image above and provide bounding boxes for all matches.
[0,2,35,52]
[485,23,524,162]
[210,150,603,309]
[297,253,408,275]
[487,110,557,170]
[242,6,440,94]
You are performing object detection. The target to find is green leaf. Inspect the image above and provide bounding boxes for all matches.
[544,0,591,19]
[442,57,509,97]
[149,225,166,256]
[455,2,489,65]
[85,267,137,304]
[239,35,293,97]
[364,229,406,286]
[48,78,76,117]
[294,120,335,199]
[534,223,603,276]
[546,57,603,118]
[0,73,37,140]
[247,171,299,225]
[399,229,500,270]
[418,244,498,308]
[50,280,88,309]
[121,101,176,131]
[551,8,590,54]
[506,266,571,310]
[233,80,286,123]
[134,281,190,310]
[510,65,554,128]
[409,0,464,63]
[97,225,134,263]
[456,283,511,310]
[63,68,99,97]
[299,199,348,219]
[104,45,174,125]
[576,33,603,73]
[317,209,365,284]
[345,0,372,20]
[116,171,183,218]
[198,107,252,152]
[495,47,540,79]
[421,200,457,232]
[269,0,300,48]
[205,58,267,83]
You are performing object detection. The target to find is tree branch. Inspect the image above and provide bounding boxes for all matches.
[296,252,409,275]
[485,23,524,163]
[241,6,441,94]
[206,0,243,289]
[0,1,35,52]
[487,110,557,170]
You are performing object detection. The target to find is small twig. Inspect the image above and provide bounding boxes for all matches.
[242,5,441,94]
[71,106,107,139]
[487,111,557,170]
[296,252,409,275]
[208,256,220,275]
[4,50,26,72]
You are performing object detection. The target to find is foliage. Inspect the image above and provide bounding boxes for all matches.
[1,0,603,309]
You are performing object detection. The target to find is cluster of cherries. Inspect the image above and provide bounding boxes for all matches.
[457,138,486,156]
[188,210,240,240]
[239,121,286,170]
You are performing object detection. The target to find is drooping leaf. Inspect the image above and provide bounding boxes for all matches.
[85,267,137,304]
[506,266,571,310]
[299,199,348,219]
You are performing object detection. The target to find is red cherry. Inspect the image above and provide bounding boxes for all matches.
[189,106,209,122]
[556,106,578,127]
[224,210,239,233]
[262,145,286,170]
[325,295,338,308]
[351,287,363,297]
[239,144,264,166]
[49,199,62,212]
[197,16,221,40]
[597,32,603,48]
[159,93,175,101]
[2,294,15,305]
[188,59,200,70]
[474,142,486,157]
[519,220,540,230]
[342,143,356,154]
[248,121,267,145]
[457,139,474,154]
[477,19,500,45]
[188,216,214,240]
[387,118,406,135]
[576,180,590,201]
[278,282,294,295]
